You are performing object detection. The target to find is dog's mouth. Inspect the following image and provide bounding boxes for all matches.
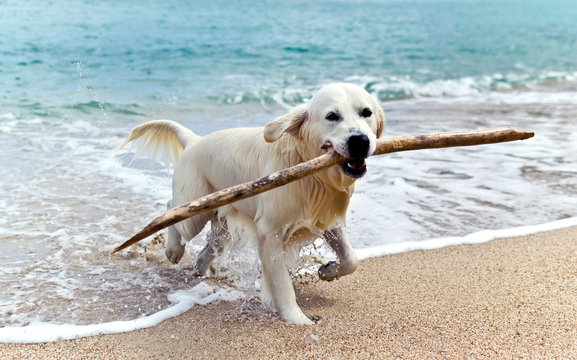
[340,158,367,179]
[321,141,369,179]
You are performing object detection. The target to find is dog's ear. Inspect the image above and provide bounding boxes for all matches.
[264,104,308,143]
[375,104,386,138]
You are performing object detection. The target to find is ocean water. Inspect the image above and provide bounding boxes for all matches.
[1,0,577,341]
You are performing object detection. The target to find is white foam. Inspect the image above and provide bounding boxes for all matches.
[345,70,577,101]
[356,217,577,260]
[0,113,15,119]
[0,282,243,344]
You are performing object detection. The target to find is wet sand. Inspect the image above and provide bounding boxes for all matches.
[2,226,577,359]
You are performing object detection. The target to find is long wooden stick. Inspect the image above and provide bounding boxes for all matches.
[112,126,533,253]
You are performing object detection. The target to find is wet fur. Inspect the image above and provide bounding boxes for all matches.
[119,83,385,324]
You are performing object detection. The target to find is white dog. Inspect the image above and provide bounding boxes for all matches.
[119,83,385,324]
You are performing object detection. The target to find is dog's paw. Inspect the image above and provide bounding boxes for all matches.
[280,311,315,325]
[318,258,358,281]
[318,261,340,281]
[165,245,185,264]
[195,256,213,277]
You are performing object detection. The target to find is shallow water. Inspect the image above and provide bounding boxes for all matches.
[1,0,576,333]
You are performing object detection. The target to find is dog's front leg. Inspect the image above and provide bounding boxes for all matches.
[318,226,358,281]
[258,230,314,325]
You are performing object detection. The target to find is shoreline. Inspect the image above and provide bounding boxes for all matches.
[2,225,577,358]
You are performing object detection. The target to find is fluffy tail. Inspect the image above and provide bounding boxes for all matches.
[117,120,200,166]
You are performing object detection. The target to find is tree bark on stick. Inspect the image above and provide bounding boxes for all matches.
[112,126,534,253]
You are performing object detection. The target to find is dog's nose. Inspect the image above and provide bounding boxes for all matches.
[347,134,370,158]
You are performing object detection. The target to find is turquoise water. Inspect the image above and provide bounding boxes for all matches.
[1,0,577,328]
[2,0,577,118]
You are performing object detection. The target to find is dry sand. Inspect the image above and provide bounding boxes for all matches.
[2,226,577,359]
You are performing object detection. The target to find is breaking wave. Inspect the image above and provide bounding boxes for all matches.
[210,70,577,109]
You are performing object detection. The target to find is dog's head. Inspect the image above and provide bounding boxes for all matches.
[264,83,385,180]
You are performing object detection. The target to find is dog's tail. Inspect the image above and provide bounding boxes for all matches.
[116,120,200,166]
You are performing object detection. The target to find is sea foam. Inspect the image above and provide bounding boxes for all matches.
[0,282,243,344]
[356,217,577,260]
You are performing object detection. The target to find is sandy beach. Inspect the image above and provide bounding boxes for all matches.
[2,225,577,359]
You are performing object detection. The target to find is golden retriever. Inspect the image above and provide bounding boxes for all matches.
[119,83,385,324]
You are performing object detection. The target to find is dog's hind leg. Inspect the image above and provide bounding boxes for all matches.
[165,200,186,264]
[165,199,213,264]
[196,218,231,276]
[166,224,185,264]
[318,226,358,281]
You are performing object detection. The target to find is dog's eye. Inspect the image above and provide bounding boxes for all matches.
[361,108,372,118]
[326,112,340,121]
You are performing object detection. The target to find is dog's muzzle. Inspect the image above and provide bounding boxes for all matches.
[339,134,371,179]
